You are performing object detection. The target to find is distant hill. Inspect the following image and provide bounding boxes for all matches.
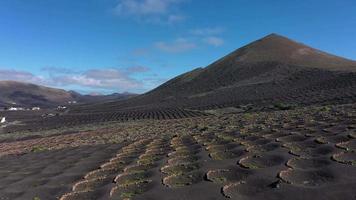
[73,33,356,113]
[0,81,76,108]
[0,81,136,109]
[75,92,137,105]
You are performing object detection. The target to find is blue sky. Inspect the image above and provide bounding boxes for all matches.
[0,0,356,94]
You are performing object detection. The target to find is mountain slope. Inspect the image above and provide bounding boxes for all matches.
[73,34,356,113]
[77,92,137,104]
[0,81,77,108]
[0,81,136,109]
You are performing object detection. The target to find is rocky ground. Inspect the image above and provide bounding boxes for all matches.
[0,103,355,200]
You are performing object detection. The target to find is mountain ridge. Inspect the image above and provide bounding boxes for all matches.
[0,80,136,109]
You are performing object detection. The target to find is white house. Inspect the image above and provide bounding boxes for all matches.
[8,107,24,111]
[0,117,5,124]
[57,106,67,110]
[32,107,41,111]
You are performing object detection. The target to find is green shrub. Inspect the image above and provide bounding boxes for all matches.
[31,146,48,153]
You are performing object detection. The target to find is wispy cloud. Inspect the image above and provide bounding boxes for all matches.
[153,27,225,53]
[113,0,186,24]
[190,27,226,47]
[203,36,225,47]
[190,27,225,36]
[41,66,77,74]
[114,0,178,15]
[155,38,196,53]
[0,69,46,84]
[51,68,143,91]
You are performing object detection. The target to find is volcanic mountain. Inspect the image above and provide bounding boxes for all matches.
[73,34,356,113]
[0,81,76,108]
[0,81,136,109]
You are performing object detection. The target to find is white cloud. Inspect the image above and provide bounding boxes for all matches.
[186,27,226,47]
[114,0,185,23]
[153,28,226,53]
[51,67,149,91]
[203,36,225,47]
[190,27,225,36]
[52,70,142,90]
[155,38,196,53]
[41,66,76,74]
[115,0,174,15]
[0,69,47,84]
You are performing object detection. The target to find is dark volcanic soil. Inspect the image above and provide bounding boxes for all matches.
[0,103,355,200]
[0,144,124,200]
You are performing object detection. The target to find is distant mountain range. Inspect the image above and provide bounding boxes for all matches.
[0,81,136,109]
[73,33,356,113]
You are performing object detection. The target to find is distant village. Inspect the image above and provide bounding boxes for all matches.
[0,105,70,112]
[0,100,77,112]
[2,107,41,111]
[0,101,76,125]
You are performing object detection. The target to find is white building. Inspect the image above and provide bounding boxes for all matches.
[8,107,25,111]
[0,117,5,124]
[32,107,41,111]
[57,106,67,110]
